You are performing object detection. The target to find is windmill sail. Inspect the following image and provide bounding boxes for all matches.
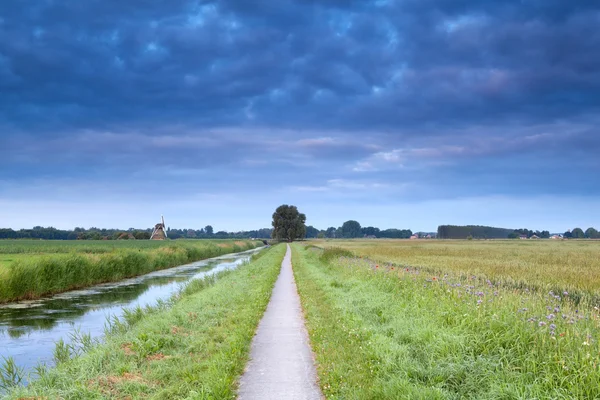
[150,215,167,240]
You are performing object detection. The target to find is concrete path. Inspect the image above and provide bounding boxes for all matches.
[238,245,323,400]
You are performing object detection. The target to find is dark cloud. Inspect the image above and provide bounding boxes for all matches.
[0,0,599,133]
[0,0,599,220]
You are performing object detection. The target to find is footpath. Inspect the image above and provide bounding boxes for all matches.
[238,244,323,400]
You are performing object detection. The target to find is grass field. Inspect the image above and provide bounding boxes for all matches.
[4,244,285,398]
[0,239,262,303]
[294,242,600,399]
[317,239,600,304]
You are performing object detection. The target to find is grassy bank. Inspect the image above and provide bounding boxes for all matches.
[0,240,262,303]
[293,244,600,399]
[6,244,285,398]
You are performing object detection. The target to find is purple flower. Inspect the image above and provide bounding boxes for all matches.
[477,292,484,297]
[477,300,483,305]
[549,324,557,330]
[563,291,569,296]
[539,321,547,327]
[547,314,555,320]
[554,307,560,313]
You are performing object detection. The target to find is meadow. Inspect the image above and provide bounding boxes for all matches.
[0,239,262,303]
[4,244,285,398]
[319,239,600,304]
[294,241,600,399]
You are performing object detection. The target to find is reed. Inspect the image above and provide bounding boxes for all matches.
[0,240,261,303]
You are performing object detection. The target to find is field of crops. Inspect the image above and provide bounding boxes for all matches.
[318,239,600,302]
[293,240,600,398]
[0,239,261,303]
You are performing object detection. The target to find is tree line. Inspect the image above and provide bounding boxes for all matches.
[271,205,414,242]
[0,225,274,240]
[438,225,600,239]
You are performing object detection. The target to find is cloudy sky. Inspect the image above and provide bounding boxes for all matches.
[1,0,599,232]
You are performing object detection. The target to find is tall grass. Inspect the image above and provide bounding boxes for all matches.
[0,240,261,303]
[294,244,600,399]
[5,244,285,399]
[319,239,600,304]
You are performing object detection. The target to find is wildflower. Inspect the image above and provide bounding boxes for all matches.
[549,324,557,330]
[539,321,547,327]
[432,277,437,281]
[476,291,484,297]
[375,265,379,269]
[554,307,560,313]
[563,291,569,296]
[477,300,483,305]
[547,314,555,320]
[559,332,566,337]
[583,341,590,346]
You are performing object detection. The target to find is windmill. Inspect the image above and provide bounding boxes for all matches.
[150,215,168,240]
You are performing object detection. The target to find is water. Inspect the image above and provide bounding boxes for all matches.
[0,247,264,379]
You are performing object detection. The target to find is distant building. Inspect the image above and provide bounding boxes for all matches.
[519,235,528,239]
[530,235,539,239]
[410,234,419,240]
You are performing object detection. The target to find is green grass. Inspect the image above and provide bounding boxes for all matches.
[0,240,263,303]
[293,244,600,399]
[5,244,285,399]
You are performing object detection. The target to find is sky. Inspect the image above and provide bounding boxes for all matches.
[1,0,599,232]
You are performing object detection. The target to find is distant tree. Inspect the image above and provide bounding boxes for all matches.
[341,220,362,238]
[317,232,325,239]
[204,225,214,236]
[585,227,599,239]
[305,225,320,238]
[572,227,585,239]
[271,205,306,242]
[134,231,151,240]
[325,227,337,238]
[361,226,380,237]
[508,232,519,239]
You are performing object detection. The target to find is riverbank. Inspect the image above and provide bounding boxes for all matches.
[0,240,262,303]
[4,244,285,398]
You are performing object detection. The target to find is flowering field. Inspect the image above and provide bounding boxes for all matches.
[293,241,600,398]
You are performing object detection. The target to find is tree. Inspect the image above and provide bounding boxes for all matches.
[271,205,306,242]
[204,225,214,236]
[572,227,585,239]
[585,227,599,239]
[305,225,320,238]
[341,220,362,238]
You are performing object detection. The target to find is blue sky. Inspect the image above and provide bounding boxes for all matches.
[1,0,599,232]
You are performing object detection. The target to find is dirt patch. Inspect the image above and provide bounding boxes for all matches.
[18,397,48,400]
[121,343,135,356]
[146,353,171,362]
[170,325,189,336]
[188,312,198,321]
[89,373,148,397]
